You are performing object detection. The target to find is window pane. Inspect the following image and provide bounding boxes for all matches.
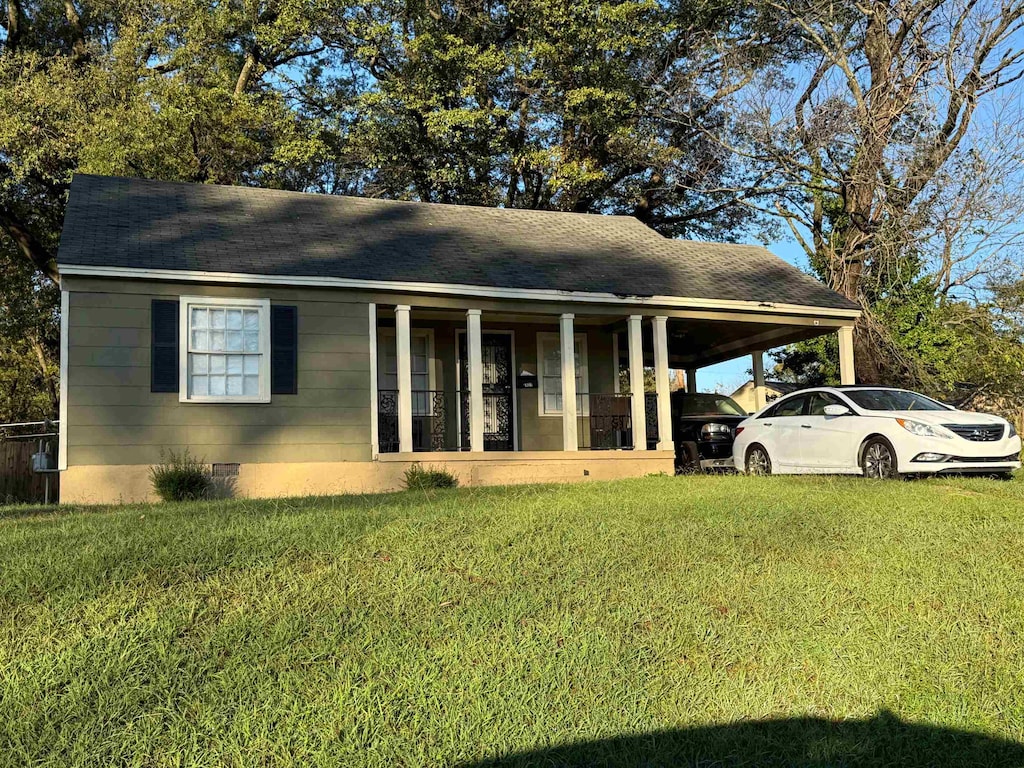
[545,393,562,412]
[192,330,209,351]
[227,375,243,395]
[244,331,259,353]
[412,355,428,374]
[243,356,259,375]
[209,376,226,396]
[191,375,208,396]
[209,355,226,374]
[227,331,243,352]
[243,375,259,396]
[211,331,226,352]
[211,310,226,329]
[227,355,243,375]
[412,372,429,391]
[191,308,208,329]
[226,310,243,330]
[243,310,258,331]
[543,347,561,376]
[192,353,208,374]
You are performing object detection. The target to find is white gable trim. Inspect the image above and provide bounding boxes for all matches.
[57,263,862,320]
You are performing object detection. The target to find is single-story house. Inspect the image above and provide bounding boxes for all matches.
[56,174,860,503]
[730,379,806,414]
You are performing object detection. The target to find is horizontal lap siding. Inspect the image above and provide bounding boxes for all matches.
[65,281,371,466]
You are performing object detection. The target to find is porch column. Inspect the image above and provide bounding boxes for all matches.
[560,313,578,451]
[686,368,698,393]
[752,350,767,410]
[628,315,647,451]
[652,316,672,451]
[466,309,485,452]
[838,325,855,385]
[395,304,414,453]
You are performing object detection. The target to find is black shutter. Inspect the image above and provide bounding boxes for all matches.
[151,299,179,393]
[271,305,298,395]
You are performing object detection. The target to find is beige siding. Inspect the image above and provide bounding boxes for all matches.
[65,279,372,466]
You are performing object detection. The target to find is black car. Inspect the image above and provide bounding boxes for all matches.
[671,391,748,472]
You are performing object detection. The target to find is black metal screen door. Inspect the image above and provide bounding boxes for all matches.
[459,333,514,451]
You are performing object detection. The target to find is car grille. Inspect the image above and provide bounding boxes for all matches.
[944,424,1005,442]
[947,454,1020,463]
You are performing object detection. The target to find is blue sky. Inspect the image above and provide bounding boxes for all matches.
[695,238,808,395]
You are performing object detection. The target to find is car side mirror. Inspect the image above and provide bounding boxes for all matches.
[823,404,851,417]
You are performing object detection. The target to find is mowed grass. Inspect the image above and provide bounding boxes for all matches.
[2,475,1024,766]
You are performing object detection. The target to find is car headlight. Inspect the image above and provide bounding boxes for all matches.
[701,423,732,440]
[896,418,952,439]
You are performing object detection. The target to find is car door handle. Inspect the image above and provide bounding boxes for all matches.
[763,422,772,427]
[801,425,812,429]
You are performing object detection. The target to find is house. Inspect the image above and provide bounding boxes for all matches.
[56,175,860,503]
[730,379,806,414]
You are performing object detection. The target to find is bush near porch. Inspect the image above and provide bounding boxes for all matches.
[1,475,1023,766]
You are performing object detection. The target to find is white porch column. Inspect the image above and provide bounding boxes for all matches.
[466,309,485,452]
[628,315,647,451]
[652,316,672,452]
[838,325,855,385]
[395,304,414,453]
[686,368,698,394]
[752,350,767,410]
[560,313,578,452]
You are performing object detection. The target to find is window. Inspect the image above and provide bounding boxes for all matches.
[180,297,270,403]
[536,332,589,415]
[806,391,844,416]
[377,329,434,415]
[773,395,808,417]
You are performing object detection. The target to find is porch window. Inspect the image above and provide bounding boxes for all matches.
[180,296,270,403]
[378,329,433,414]
[536,332,589,415]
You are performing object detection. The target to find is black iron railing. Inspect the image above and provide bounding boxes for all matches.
[645,392,659,449]
[378,390,459,453]
[578,393,633,450]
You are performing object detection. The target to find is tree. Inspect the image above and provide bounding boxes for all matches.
[717,0,1024,382]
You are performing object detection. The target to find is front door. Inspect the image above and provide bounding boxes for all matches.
[459,333,514,451]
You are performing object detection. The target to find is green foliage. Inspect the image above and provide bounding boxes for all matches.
[1,475,1023,763]
[403,464,459,490]
[149,449,211,502]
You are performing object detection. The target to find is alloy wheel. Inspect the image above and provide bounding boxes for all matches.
[863,441,897,480]
[746,447,771,476]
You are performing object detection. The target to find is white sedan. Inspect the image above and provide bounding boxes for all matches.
[732,386,1021,479]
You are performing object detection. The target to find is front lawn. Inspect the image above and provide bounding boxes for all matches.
[2,475,1024,766]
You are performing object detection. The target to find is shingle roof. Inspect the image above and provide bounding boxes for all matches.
[57,174,858,311]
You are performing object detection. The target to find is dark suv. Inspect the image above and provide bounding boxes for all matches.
[671,391,747,472]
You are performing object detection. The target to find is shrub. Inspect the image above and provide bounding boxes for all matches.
[150,449,211,502]
[403,464,459,490]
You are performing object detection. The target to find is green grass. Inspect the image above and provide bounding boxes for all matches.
[2,475,1024,766]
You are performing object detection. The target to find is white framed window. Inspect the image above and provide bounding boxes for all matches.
[179,296,271,403]
[536,332,589,416]
[377,329,435,415]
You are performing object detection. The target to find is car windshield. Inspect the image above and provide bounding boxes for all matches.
[676,394,746,416]
[843,389,950,412]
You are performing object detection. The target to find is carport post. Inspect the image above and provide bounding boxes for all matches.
[838,325,855,385]
[752,351,767,410]
[685,369,697,393]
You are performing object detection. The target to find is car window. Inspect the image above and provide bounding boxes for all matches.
[843,389,950,411]
[806,391,843,416]
[771,395,807,417]
[675,394,747,416]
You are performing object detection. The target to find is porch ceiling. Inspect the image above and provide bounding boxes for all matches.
[665,317,837,368]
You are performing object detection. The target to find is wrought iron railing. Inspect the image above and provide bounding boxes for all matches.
[578,393,633,450]
[378,390,459,453]
[645,392,659,449]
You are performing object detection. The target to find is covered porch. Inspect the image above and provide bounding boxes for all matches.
[369,300,856,459]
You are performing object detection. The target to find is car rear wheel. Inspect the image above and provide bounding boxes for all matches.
[745,445,772,476]
[861,438,899,480]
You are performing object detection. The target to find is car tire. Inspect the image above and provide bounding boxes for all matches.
[745,444,772,476]
[860,437,899,480]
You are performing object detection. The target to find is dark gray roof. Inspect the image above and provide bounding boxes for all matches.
[57,174,858,311]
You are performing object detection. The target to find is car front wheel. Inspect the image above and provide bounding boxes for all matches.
[861,438,899,480]
[745,445,772,476]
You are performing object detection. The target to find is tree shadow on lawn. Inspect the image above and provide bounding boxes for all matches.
[460,711,1024,767]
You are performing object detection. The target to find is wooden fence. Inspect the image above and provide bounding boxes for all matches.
[0,424,59,505]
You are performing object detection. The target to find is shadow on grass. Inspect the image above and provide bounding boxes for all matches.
[461,711,1024,767]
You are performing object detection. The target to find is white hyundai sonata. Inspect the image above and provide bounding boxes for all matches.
[732,386,1021,479]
